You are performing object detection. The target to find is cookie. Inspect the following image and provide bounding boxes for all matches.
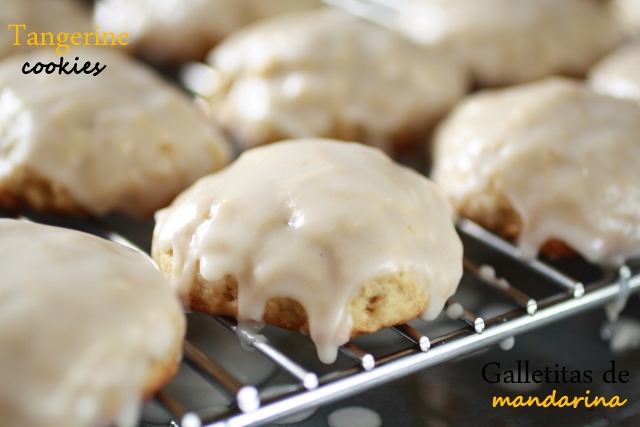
[153,139,463,363]
[397,0,617,87]
[202,9,468,153]
[0,47,231,217]
[1,0,90,61]
[94,0,322,64]
[432,77,640,265]
[0,218,185,427]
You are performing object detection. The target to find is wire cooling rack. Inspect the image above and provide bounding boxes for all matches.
[5,211,639,427]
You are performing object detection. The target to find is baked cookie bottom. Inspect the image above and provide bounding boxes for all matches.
[452,192,577,259]
[0,165,174,217]
[0,165,85,215]
[141,331,183,401]
[215,108,437,158]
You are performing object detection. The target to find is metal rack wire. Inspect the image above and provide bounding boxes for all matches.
[7,211,636,427]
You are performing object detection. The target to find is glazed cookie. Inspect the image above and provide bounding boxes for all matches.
[202,9,468,153]
[432,77,640,265]
[589,41,640,103]
[396,0,617,87]
[94,0,322,64]
[0,219,185,427]
[0,47,231,217]
[0,0,90,61]
[152,139,463,363]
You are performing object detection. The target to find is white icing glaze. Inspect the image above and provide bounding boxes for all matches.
[498,336,515,351]
[0,219,185,427]
[235,320,268,351]
[589,41,640,103]
[433,78,640,265]
[605,265,632,323]
[396,0,617,87]
[0,0,90,61]
[205,9,468,151]
[446,303,464,320]
[327,407,382,427]
[610,0,640,36]
[0,47,231,216]
[94,0,321,63]
[260,385,316,424]
[153,139,463,363]
[602,317,640,353]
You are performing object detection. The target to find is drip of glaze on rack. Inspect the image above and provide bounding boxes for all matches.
[2,208,639,427]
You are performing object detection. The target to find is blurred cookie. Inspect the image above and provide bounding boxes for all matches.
[0,47,231,217]
[0,0,90,61]
[94,0,322,64]
[0,218,185,427]
[202,9,468,154]
[397,0,617,87]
